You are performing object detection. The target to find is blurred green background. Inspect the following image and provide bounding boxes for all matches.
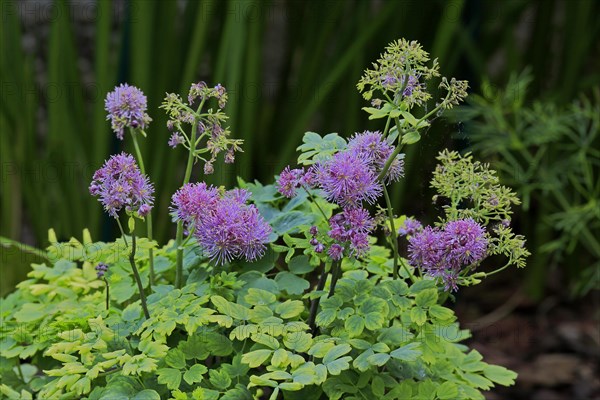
[1,0,599,296]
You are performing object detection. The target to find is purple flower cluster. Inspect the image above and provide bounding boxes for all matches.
[328,208,375,257]
[170,182,219,227]
[105,84,152,140]
[188,81,228,109]
[398,217,423,236]
[315,150,382,207]
[347,131,404,183]
[275,130,406,261]
[89,153,154,218]
[171,184,271,265]
[168,132,185,148]
[408,218,488,291]
[95,263,108,279]
[276,167,307,198]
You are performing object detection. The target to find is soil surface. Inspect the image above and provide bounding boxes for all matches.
[455,271,600,400]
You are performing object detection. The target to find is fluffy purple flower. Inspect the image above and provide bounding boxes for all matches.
[328,244,344,261]
[170,182,219,227]
[327,207,375,257]
[314,243,325,253]
[276,166,305,198]
[349,232,370,257]
[347,131,404,183]
[168,132,185,148]
[407,219,488,291]
[398,217,423,236]
[408,226,443,271]
[195,192,272,265]
[441,219,488,267]
[309,226,318,237]
[105,84,152,140]
[316,150,382,207]
[95,263,109,279]
[89,153,154,218]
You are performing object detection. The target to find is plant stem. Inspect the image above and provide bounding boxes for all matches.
[175,100,204,288]
[103,278,110,311]
[130,234,150,319]
[382,186,398,278]
[129,129,155,286]
[115,217,129,247]
[327,261,341,298]
[308,263,329,335]
[303,187,328,222]
[484,262,511,277]
[383,186,415,282]
[377,139,404,182]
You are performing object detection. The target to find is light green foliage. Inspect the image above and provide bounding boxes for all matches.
[2,199,516,399]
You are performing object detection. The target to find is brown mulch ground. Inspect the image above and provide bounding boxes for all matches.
[455,272,600,400]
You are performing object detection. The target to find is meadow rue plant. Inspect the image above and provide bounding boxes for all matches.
[105,83,157,285]
[1,40,526,400]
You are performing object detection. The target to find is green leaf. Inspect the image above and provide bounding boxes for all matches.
[183,364,207,385]
[211,296,249,320]
[275,300,305,319]
[325,357,352,375]
[13,303,46,323]
[415,289,438,307]
[315,308,337,327]
[252,333,280,350]
[122,303,142,322]
[132,390,161,400]
[345,315,365,337]
[288,255,315,274]
[157,368,182,390]
[436,382,458,399]
[400,111,419,126]
[323,344,352,364]
[271,348,288,367]
[241,349,272,368]
[283,332,312,353]
[271,212,314,235]
[352,349,374,372]
[165,348,187,369]
[128,216,135,233]
[178,335,209,360]
[429,305,454,321]
[245,288,277,306]
[275,272,309,295]
[371,376,385,397]
[363,312,385,331]
[308,341,336,358]
[410,307,427,326]
[390,342,421,361]
[367,353,391,367]
[203,331,234,356]
[401,130,421,144]
[209,369,232,390]
[461,372,493,389]
[483,365,517,386]
[139,340,169,359]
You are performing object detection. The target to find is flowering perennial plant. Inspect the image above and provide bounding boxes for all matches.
[1,40,526,400]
